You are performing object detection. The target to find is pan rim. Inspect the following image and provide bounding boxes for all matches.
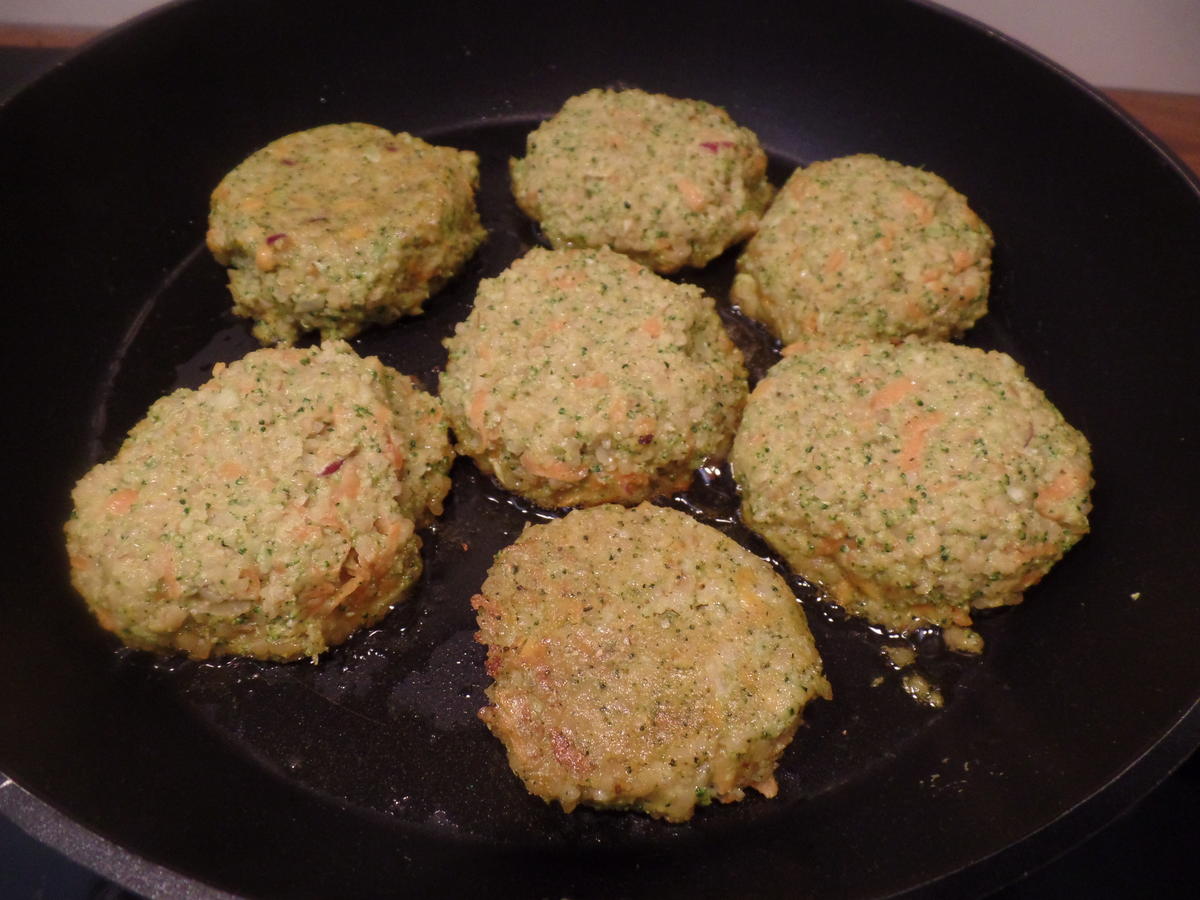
[2,0,1199,896]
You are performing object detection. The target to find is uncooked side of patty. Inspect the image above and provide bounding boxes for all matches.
[730,339,1092,651]
[473,503,831,822]
[439,246,748,508]
[510,88,774,273]
[207,123,486,345]
[65,341,454,661]
[731,154,994,343]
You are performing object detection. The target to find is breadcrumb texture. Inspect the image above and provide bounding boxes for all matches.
[439,246,747,508]
[510,88,773,273]
[731,339,1091,649]
[65,341,453,661]
[207,123,485,345]
[473,503,830,822]
[732,154,993,343]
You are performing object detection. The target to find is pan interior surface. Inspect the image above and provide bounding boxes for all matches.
[1,1,1198,897]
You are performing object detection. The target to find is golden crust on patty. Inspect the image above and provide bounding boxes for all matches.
[732,154,993,343]
[439,246,747,509]
[510,88,773,273]
[472,503,830,822]
[731,339,1092,651]
[65,341,453,661]
[208,123,485,345]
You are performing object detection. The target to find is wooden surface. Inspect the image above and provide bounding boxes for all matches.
[1104,89,1200,177]
[1,24,1197,178]
[0,24,99,47]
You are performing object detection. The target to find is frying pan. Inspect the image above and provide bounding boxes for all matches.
[2,0,1198,896]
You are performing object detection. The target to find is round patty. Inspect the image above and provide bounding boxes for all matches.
[207,123,486,345]
[65,341,454,661]
[439,246,748,508]
[510,88,774,273]
[731,154,993,343]
[730,339,1092,652]
[472,503,831,822]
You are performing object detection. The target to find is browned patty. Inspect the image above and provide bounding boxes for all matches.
[472,503,830,822]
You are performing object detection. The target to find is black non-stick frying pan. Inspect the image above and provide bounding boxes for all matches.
[2,0,1198,896]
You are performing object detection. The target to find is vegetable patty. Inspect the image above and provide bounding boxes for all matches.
[473,503,831,822]
[439,246,748,508]
[208,123,485,345]
[66,341,453,661]
[732,154,993,343]
[511,88,773,273]
[731,339,1091,652]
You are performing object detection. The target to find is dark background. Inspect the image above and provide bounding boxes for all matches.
[2,754,1197,897]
